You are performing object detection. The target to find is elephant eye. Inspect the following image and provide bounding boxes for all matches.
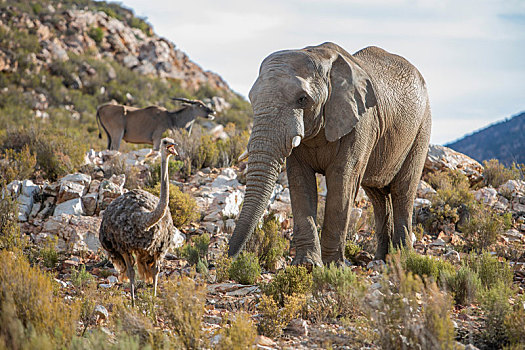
[297,96,308,107]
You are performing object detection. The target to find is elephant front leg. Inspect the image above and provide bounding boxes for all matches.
[321,170,360,265]
[287,153,322,267]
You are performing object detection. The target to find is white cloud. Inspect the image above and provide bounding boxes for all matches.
[120,0,525,144]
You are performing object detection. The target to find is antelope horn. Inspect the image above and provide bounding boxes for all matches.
[237,150,249,162]
[171,97,201,105]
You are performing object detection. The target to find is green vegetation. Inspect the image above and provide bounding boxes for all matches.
[257,293,306,338]
[70,265,93,288]
[401,248,455,285]
[262,266,312,306]
[146,183,199,229]
[372,254,456,349]
[181,233,210,268]
[228,252,261,285]
[460,202,510,251]
[246,213,289,271]
[87,26,104,44]
[442,265,482,305]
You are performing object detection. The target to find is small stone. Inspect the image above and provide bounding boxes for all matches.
[255,335,277,347]
[107,275,118,284]
[53,198,84,216]
[94,305,109,321]
[443,250,461,263]
[367,260,386,272]
[285,318,308,336]
[98,283,112,289]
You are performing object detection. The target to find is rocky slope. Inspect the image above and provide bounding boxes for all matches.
[0,1,230,92]
[446,111,525,166]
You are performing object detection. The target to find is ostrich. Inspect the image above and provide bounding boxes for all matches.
[99,138,178,306]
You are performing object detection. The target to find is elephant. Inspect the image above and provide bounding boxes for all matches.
[96,98,215,151]
[228,42,432,266]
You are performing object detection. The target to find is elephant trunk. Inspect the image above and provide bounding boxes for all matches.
[228,123,288,257]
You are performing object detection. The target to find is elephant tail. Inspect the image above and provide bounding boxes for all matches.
[96,109,102,139]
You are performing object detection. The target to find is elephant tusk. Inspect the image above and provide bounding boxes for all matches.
[238,150,249,162]
[292,136,302,148]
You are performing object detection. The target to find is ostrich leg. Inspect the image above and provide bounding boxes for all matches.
[122,253,136,307]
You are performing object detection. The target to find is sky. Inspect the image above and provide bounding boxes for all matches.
[119,0,525,145]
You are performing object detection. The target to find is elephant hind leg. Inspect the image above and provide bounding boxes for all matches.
[390,113,431,250]
[363,186,394,261]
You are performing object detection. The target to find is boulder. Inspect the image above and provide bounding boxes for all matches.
[54,198,84,216]
[57,180,85,203]
[97,179,124,211]
[60,173,91,187]
[424,144,483,185]
[474,187,498,207]
[41,214,102,253]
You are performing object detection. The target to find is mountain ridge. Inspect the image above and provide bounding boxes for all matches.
[445,111,525,166]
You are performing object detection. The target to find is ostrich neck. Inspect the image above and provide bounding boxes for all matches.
[144,152,170,229]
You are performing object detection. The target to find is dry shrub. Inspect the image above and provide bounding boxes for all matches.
[0,145,36,183]
[214,255,232,283]
[0,185,24,250]
[482,159,522,188]
[309,264,365,322]
[257,293,306,338]
[369,253,456,349]
[1,127,87,180]
[216,312,257,350]
[146,183,199,229]
[460,203,508,252]
[160,276,207,349]
[0,250,80,348]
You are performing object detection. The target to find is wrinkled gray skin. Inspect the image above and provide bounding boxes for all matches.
[228,42,432,266]
[96,101,215,151]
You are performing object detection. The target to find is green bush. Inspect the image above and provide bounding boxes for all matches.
[483,159,522,188]
[146,183,199,229]
[0,250,80,348]
[246,213,289,271]
[465,251,513,289]
[38,236,59,269]
[88,26,104,44]
[442,265,482,306]
[480,282,512,347]
[370,254,456,349]
[228,252,261,285]
[505,295,525,347]
[181,233,210,267]
[1,127,88,181]
[401,249,455,285]
[460,203,508,251]
[70,265,93,288]
[310,264,363,321]
[262,266,312,306]
[257,293,306,338]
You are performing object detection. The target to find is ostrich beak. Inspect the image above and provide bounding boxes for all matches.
[166,142,178,156]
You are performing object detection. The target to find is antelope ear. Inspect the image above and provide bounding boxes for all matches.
[324,55,377,142]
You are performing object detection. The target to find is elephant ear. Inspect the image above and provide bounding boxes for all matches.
[324,54,377,142]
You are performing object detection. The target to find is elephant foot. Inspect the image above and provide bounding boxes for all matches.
[292,251,322,271]
[322,251,345,267]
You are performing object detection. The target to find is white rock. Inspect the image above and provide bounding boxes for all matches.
[57,181,85,204]
[6,180,21,195]
[414,198,432,209]
[171,227,185,248]
[498,180,524,196]
[21,179,40,197]
[54,198,84,216]
[502,229,523,243]
[474,187,498,206]
[443,250,461,263]
[417,180,437,199]
[107,275,118,284]
[94,305,109,320]
[223,219,236,234]
[221,189,244,217]
[60,173,91,187]
[425,144,483,184]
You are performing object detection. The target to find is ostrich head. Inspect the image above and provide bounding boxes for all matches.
[161,138,178,157]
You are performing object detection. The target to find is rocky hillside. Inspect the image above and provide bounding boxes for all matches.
[446,111,525,166]
[0,0,252,150]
